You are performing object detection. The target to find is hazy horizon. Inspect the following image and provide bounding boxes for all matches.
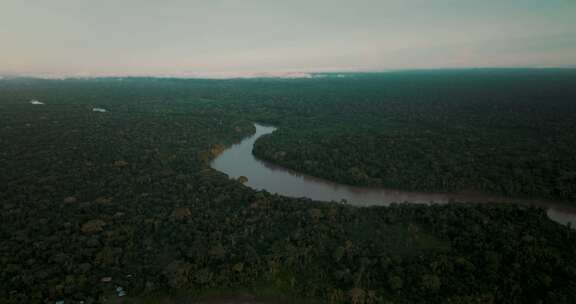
[3,67,576,81]
[2,0,575,77]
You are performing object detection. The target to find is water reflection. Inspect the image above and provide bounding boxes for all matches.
[211,124,576,227]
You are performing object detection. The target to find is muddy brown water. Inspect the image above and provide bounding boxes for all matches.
[211,124,576,227]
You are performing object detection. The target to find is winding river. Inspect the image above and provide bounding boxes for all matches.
[211,124,576,226]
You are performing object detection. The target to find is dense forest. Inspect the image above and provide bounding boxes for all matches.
[1,70,576,303]
[251,70,576,201]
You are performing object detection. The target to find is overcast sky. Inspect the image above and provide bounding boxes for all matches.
[1,0,575,76]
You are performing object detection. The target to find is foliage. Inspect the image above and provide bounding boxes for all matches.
[250,69,576,201]
[1,71,576,303]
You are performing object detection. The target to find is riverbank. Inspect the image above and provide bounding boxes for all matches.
[212,124,576,226]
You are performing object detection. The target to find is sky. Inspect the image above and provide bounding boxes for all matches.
[1,0,575,77]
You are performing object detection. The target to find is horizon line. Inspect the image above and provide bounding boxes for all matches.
[1,66,576,80]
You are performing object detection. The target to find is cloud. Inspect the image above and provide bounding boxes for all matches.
[5,71,318,80]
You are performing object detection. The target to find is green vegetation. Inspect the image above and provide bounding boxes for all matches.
[1,70,576,303]
[251,69,576,201]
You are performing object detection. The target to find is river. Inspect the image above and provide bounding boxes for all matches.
[211,124,576,227]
